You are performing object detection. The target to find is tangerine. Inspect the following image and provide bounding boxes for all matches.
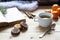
[52,4,59,11]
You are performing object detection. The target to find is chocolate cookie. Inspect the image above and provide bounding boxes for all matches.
[11,28,20,36]
[20,22,28,32]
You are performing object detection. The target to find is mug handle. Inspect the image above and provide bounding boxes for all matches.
[34,17,38,22]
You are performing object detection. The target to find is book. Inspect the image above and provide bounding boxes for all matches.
[0,11,8,26]
[0,7,25,26]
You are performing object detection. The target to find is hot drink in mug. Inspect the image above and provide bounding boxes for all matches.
[34,12,53,27]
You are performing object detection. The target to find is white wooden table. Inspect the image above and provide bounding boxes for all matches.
[0,6,60,40]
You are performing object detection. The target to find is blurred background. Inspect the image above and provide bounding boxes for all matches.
[0,0,60,5]
[38,0,59,6]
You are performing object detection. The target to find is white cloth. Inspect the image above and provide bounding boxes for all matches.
[0,1,38,11]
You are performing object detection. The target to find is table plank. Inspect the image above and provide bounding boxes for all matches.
[0,6,60,40]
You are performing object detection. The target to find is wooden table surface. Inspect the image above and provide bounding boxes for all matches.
[0,6,60,40]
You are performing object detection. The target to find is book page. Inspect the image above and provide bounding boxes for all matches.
[5,7,25,23]
[0,11,7,23]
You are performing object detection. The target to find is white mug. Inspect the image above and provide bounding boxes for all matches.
[34,12,53,27]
